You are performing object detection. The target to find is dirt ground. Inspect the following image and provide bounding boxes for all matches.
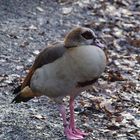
[0,0,140,140]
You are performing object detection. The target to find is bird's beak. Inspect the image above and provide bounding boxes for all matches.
[91,39,106,49]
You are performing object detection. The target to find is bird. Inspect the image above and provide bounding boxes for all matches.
[12,26,106,140]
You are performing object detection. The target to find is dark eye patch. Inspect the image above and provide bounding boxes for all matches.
[81,31,95,40]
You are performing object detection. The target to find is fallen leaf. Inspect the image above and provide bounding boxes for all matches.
[100,99,116,115]
[136,55,140,63]
[31,114,46,120]
[19,41,29,48]
[107,70,125,82]
[129,39,140,48]
[62,7,72,14]
[36,6,44,12]
[29,25,37,30]
[107,125,120,130]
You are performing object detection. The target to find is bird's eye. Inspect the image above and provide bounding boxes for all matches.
[81,31,95,40]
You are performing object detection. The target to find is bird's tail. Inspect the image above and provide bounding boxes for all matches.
[12,86,36,103]
[12,85,21,94]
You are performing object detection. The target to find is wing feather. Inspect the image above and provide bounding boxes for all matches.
[14,42,66,94]
[21,42,66,89]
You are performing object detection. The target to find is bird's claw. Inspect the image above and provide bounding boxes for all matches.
[64,127,88,140]
[73,128,89,136]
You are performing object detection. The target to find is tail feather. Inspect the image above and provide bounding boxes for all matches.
[12,92,33,103]
[12,85,21,94]
[12,86,37,103]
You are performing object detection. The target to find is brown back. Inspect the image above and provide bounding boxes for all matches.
[21,42,66,89]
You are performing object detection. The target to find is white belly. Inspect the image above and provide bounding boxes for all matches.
[30,45,106,98]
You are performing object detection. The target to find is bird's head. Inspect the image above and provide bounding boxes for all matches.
[64,26,105,49]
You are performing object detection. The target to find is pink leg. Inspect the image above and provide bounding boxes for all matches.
[69,97,88,136]
[58,104,83,139]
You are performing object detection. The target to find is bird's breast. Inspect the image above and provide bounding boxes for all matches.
[66,45,106,81]
[31,45,106,98]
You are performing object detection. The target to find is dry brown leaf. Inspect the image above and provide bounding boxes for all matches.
[129,39,140,48]
[108,70,125,82]
[136,55,140,63]
[115,115,124,123]
[122,82,136,92]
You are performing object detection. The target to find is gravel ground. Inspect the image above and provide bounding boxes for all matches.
[0,0,140,140]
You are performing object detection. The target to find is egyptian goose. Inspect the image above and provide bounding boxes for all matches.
[12,27,106,139]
